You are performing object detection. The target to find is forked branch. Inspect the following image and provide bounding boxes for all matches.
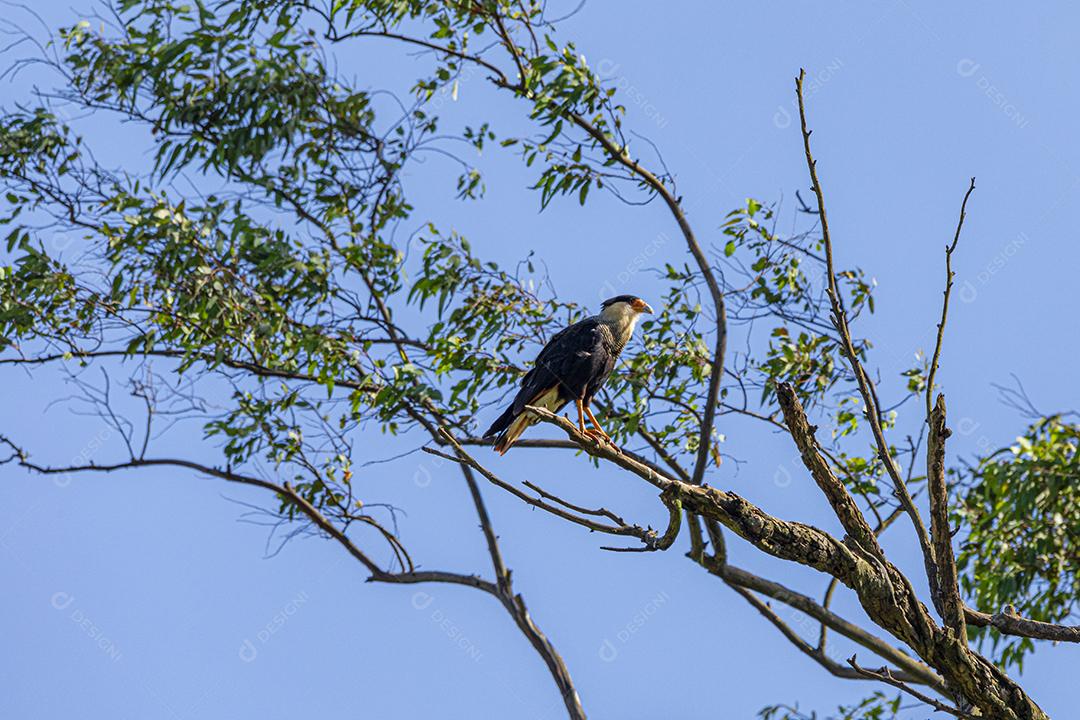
[795,68,940,611]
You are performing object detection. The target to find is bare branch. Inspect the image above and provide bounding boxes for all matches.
[422,440,662,547]
[925,178,976,418]
[457,461,510,591]
[965,608,1080,644]
[732,566,945,690]
[440,438,587,719]
[927,395,966,642]
[847,655,975,719]
[456,433,677,484]
[733,585,919,686]
[776,383,883,558]
[521,480,628,525]
[523,405,674,490]
[562,106,728,487]
[795,69,940,609]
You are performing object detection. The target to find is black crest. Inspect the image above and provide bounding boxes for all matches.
[601,294,638,308]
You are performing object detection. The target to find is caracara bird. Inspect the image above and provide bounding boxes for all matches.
[483,295,653,454]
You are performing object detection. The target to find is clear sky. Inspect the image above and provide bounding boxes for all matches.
[2,1,1078,718]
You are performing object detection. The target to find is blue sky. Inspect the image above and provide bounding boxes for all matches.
[2,1,1078,718]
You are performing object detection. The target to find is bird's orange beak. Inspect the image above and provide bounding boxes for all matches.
[631,298,654,314]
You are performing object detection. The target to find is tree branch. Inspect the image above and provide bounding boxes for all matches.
[776,382,883,558]
[456,433,677,484]
[560,107,728,486]
[927,395,966,642]
[925,178,976,418]
[423,438,663,548]
[716,563,947,692]
[2,437,588,717]
[795,68,940,610]
[446,440,586,719]
[0,349,383,392]
[733,585,921,687]
[965,608,1080,643]
[847,655,975,718]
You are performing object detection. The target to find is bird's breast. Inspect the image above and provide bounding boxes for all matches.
[597,321,631,355]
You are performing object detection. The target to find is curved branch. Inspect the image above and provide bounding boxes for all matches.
[557,108,727,486]
[795,69,939,611]
[733,586,924,687]
[716,563,946,693]
[335,22,729,487]
[1,438,587,717]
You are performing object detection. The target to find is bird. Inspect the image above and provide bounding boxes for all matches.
[483,294,653,454]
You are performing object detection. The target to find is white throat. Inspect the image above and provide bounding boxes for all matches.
[598,303,641,349]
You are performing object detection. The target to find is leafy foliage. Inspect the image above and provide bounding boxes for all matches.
[957,417,1080,669]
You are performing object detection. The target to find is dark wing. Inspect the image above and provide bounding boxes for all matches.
[483,317,611,440]
[510,317,607,415]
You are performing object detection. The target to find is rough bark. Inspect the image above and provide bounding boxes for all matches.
[927,394,967,643]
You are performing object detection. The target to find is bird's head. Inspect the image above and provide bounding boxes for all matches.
[599,296,653,342]
[600,294,654,317]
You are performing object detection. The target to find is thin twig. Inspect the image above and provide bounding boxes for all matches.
[925,177,976,418]
[847,655,975,718]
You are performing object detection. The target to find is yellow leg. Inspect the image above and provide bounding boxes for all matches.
[575,398,587,434]
[584,406,611,441]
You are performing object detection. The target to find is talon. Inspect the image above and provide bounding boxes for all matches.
[583,405,612,443]
[584,428,617,450]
